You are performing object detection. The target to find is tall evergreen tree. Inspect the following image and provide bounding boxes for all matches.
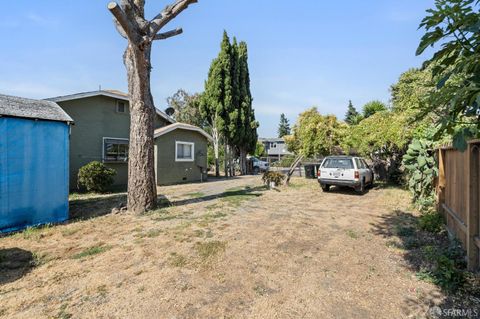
[200,31,234,177]
[236,41,258,174]
[201,32,257,176]
[344,100,361,125]
[278,113,291,137]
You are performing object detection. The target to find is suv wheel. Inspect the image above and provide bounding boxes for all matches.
[321,184,330,192]
[355,179,365,194]
[253,167,260,175]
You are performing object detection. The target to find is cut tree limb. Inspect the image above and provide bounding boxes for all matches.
[108,2,140,42]
[149,0,197,38]
[154,27,183,40]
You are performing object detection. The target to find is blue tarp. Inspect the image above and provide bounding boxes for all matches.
[0,117,69,232]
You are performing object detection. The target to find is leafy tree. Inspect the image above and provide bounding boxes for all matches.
[390,68,437,138]
[344,100,362,125]
[166,89,204,127]
[285,108,347,157]
[278,113,291,137]
[201,41,229,176]
[362,100,387,119]
[416,0,480,149]
[342,110,413,181]
[253,141,265,157]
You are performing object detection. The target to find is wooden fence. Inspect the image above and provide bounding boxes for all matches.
[436,139,480,270]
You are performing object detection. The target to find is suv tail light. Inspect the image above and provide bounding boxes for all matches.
[354,171,360,179]
[317,170,321,177]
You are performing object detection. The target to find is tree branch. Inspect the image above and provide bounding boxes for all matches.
[154,27,183,40]
[149,0,197,38]
[108,2,140,42]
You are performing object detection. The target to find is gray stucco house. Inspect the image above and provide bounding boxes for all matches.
[154,123,212,185]
[47,90,209,189]
[259,137,292,160]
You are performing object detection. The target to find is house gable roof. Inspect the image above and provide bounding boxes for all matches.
[46,90,174,123]
[154,122,213,141]
[0,93,73,123]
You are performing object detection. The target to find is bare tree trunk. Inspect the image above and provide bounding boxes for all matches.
[230,147,234,176]
[212,127,220,177]
[108,0,196,213]
[124,44,157,213]
[224,143,229,177]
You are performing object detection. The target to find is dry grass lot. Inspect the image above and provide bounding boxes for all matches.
[0,176,464,318]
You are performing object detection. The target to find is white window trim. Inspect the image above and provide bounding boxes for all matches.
[175,141,195,162]
[102,137,129,163]
[116,100,127,113]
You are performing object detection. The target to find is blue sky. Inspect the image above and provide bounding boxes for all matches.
[0,0,435,137]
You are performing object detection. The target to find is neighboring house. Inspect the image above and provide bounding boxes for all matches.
[47,90,173,190]
[154,123,212,185]
[0,94,72,232]
[259,137,292,160]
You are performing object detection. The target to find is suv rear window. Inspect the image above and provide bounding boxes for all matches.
[322,158,354,169]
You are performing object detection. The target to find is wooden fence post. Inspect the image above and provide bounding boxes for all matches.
[437,149,446,218]
[467,143,480,271]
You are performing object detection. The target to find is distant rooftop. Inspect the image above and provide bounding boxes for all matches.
[259,137,286,142]
[0,93,73,123]
[46,90,174,123]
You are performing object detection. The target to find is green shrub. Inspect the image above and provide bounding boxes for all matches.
[420,243,466,292]
[262,171,285,186]
[77,161,116,193]
[402,139,437,202]
[419,211,444,233]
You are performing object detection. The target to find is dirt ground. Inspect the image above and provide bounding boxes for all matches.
[0,176,452,318]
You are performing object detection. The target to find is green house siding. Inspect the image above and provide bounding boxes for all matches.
[58,95,169,190]
[155,129,208,185]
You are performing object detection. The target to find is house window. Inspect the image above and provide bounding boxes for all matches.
[103,138,129,162]
[175,141,194,162]
[116,101,126,113]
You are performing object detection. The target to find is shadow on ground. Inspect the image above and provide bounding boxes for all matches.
[323,185,371,195]
[169,185,266,207]
[69,185,266,221]
[0,248,34,285]
[371,209,480,318]
[69,193,127,220]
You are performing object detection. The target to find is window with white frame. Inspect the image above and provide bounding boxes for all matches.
[103,138,129,162]
[175,141,194,162]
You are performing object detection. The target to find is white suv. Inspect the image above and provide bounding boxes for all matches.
[317,156,374,193]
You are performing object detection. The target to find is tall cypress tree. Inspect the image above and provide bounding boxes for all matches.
[201,32,257,176]
[200,31,232,176]
[237,41,258,174]
[278,113,291,137]
[345,100,361,125]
